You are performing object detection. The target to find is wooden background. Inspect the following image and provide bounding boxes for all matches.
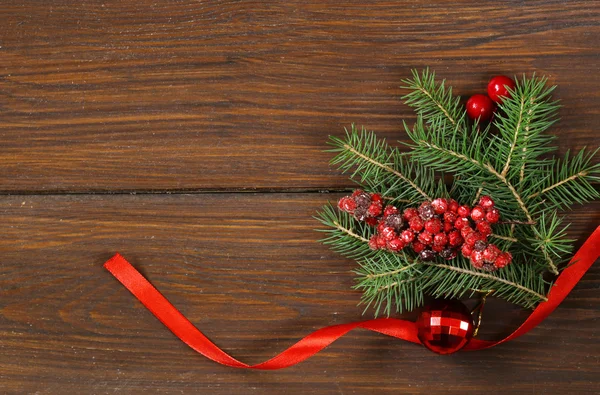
[1,1,599,393]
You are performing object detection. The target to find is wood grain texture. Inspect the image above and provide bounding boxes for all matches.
[1,1,599,394]
[0,194,599,394]
[0,0,599,192]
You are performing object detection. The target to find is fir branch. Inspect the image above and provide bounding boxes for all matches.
[528,148,600,211]
[401,68,466,132]
[328,125,434,202]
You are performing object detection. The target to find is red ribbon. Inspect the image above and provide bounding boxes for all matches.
[104,225,600,369]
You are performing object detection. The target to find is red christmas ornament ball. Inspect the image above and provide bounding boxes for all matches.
[466,94,495,121]
[487,75,516,103]
[416,299,475,355]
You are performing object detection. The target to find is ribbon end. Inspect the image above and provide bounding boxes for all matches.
[104,252,129,271]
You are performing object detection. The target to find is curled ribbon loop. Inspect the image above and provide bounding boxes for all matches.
[104,225,600,369]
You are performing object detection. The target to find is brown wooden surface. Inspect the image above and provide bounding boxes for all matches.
[0,1,599,394]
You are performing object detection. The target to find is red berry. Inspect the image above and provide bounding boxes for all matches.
[409,216,424,232]
[487,75,516,103]
[454,217,470,230]
[470,250,485,268]
[448,199,459,213]
[431,198,449,214]
[401,229,415,244]
[485,208,500,224]
[466,94,495,121]
[470,206,486,222]
[461,226,475,239]
[461,244,474,258]
[434,232,448,246]
[444,212,457,224]
[483,244,501,263]
[443,221,454,233]
[377,220,386,233]
[352,189,364,197]
[476,221,492,237]
[387,238,406,252]
[381,226,396,241]
[424,218,442,234]
[384,205,399,216]
[418,231,434,246]
[370,193,383,203]
[478,195,495,210]
[448,230,463,247]
[368,235,379,250]
[403,207,419,220]
[412,241,426,253]
[368,203,382,217]
[465,232,480,247]
[457,205,471,218]
[432,243,444,253]
[376,235,387,249]
[338,196,356,213]
[365,217,378,226]
[495,252,513,268]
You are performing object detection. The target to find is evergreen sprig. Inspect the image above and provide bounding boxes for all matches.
[317,69,599,316]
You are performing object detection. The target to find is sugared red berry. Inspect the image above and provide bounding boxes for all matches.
[368,235,379,250]
[470,206,486,222]
[385,214,404,231]
[354,192,371,208]
[454,217,470,230]
[418,231,434,246]
[485,208,500,224]
[412,241,426,253]
[461,226,475,239]
[376,236,387,249]
[461,244,474,257]
[440,248,457,260]
[470,250,485,268]
[377,220,386,233]
[418,203,435,220]
[448,230,463,247]
[466,94,494,121]
[487,75,516,103]
[365,217,378,226]
[483,244,501,263]
[432,243,444,253]
[419,250,436,261]
[457,205,471,218]
[476,221,492,237]
[352,189,364,197]
[448,199,459,213]
[465,232,481,247]
[387,238,405,252]
[479,195,495,210]
[368,203,382,217]
[424,218,442,234]
[431,198,449,214]
[443,221,454,233]
[371,193,383,203]
[473,240,487,252]
[434,232,448,246]
[381,226,396,241]
[444,212,457,224]
[401,229,415,244]
[495,252,513,268]
[338,196,356,212]
[409,216,424,232]
[403,207,419,220]
[384,205,399,216]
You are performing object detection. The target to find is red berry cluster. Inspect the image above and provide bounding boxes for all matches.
[466,75,515,122]
[337,192,513,271]
[337,190,383,226]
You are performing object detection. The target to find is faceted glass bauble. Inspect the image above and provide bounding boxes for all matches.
[416,299,474,355]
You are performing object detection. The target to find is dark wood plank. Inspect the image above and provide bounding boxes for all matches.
[0,1,599,192]
[1,194,598,393]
